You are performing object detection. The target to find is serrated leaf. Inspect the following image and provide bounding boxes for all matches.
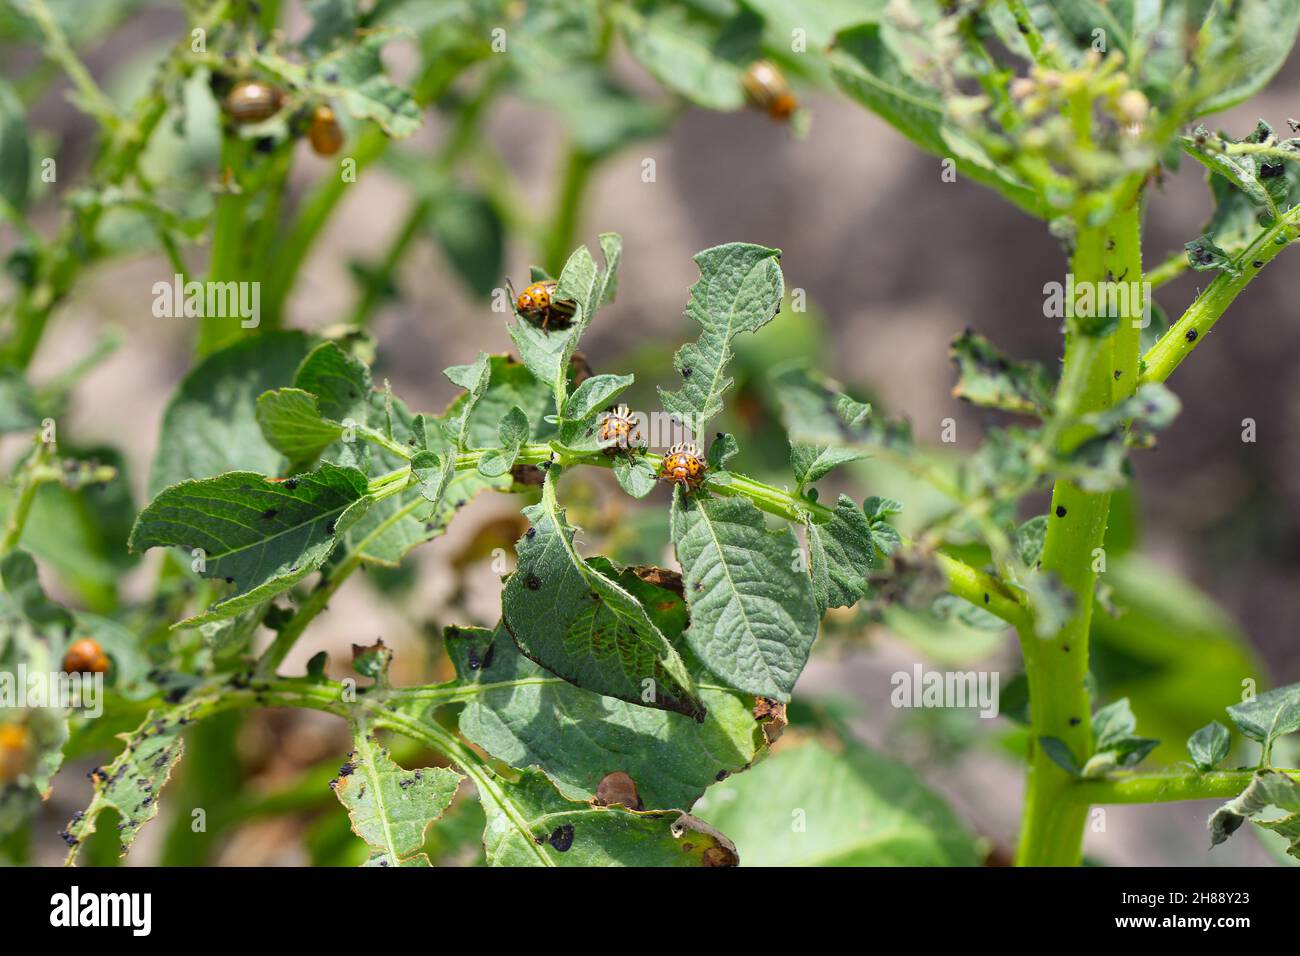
[561,373,634,423]
[447,620,762,810]
[1092,697,1138,750]
[149,331,315,496]
[256,388,346,472]
[294,341,371,425]
[307,32,421,137]
[1015,515,1049,567]
[0,549,72,631]
[479,768,737,867]
[619,8,747,111]
[1038,736,1082,776]
[1195,0,1300,117]
[63,706,189,862]
[695,738,978,865]
[334,393,487,568]
[1227,682,1300,757]
[790,443,865,488]
[805,495,878,615]
[659,243,784,437]
[332,725,462,867]
[1209,769,1300,855]
[770,362,902,454]
[1185,233,1241,276]
[130,463,372,626]
[502,475,704,720]
[671,492,819,700]
[477,406,529,478]
[612,455,658,498]
[1188,720,1232,772]
[705,433,739,470]
[950,329,1053,416]
[442,351,491,450]
[829,23,1045,218]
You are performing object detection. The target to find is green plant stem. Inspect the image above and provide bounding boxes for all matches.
[198,135,253,356]
[254,467,415,676]
[542,144,596,276]
[116,675,552,866]
[262,48,491,326]
[0,443,59,558]
[1140,202,1300,385]
[25,0,121,128]
[1145,248,1188,290]
[347,198,428,327]
[1016,195,1142,866]
[1068,769,1300,805]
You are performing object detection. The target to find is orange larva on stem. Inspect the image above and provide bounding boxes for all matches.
[309,105,344,156]
[223,80,284,124]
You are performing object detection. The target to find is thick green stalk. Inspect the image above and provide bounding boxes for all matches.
[1069,769,1300,806]
[1141,202,1300,386]
[1016,196,1142,866]
[542,145,596,276]
[198,135,252,357]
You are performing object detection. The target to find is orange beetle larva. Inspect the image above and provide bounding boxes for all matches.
[659,441,707,490]
[0,723,29,783]
[63,637,110,675]
[309,104,344,156]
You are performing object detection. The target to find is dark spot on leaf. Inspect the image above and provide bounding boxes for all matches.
[547,824,575,851]
[1068,717,1081,726]
[1113,370,1121,380]
[326,521,337,534]
[526,527,536,538]
[1055,506,1067,518]
[225,577,235,584]
[525,573,543,591]
[261,508,278,520]
[1185,328,1198,342]
[682,366,693,377]
[284,478,298,490]
[1253,260,1264,268]
[338,761,355,777]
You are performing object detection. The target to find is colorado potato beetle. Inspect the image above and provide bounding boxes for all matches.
[742,60,797,121]
[513,280,576,331]
[63,638,109,675]
[309,104,344,156]
[0,723,28,783]
[660,441,706,490]
[223,80,285,125]
[598,404,641,452]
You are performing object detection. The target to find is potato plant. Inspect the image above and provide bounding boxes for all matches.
[2,0,1300,868]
